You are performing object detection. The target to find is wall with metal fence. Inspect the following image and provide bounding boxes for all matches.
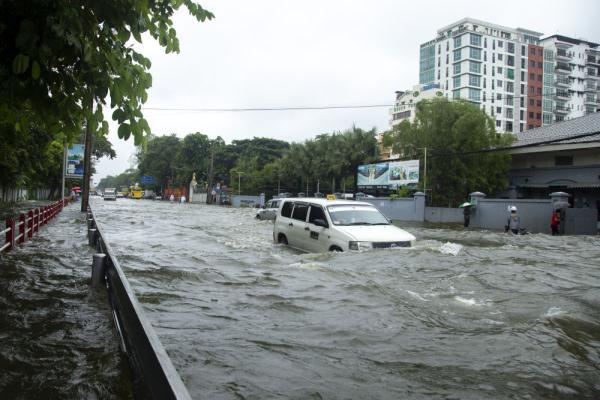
[86,209,192,400]
[1,198,71,253]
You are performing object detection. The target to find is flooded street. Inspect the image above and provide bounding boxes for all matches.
[90,197,600,399]
[0,204,132,399]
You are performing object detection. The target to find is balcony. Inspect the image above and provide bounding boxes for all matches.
[586,55,600,66]
[555,78,570,87]
[585,83,597,92]
[555,62,571,74]
[585,96,598,105]
[556,50,571,61]
[555,90,570,100]
[554,105,569,114]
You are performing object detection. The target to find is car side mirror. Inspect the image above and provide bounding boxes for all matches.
[313,218,328,228]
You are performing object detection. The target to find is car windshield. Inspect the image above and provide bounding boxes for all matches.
[326,205,390,226]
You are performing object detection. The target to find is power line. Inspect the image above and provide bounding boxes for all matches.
[141,104,394,112]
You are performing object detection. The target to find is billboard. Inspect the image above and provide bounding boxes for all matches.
[65,144,84,178]
[357,160,420,188]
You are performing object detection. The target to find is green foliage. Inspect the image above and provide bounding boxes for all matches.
[389,186,412,200]
[97,169,139,191]
[383,98,514,207]
[0,0,213,196]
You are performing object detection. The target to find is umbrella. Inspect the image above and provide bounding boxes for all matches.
[459,202,472,208]
[72,186,81,193]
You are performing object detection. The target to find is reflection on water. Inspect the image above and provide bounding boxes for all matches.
[93,198,600,399]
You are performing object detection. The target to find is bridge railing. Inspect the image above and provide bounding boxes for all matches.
[86,208,192,400]
[1,198,71,253]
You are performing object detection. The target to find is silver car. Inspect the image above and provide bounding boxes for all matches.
[256,199,281,220]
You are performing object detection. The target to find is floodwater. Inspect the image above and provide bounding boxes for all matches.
[89,198,600,399]
[0,203,132,399]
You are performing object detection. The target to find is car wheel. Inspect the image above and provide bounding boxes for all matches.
[278,234,288,245]
[329,246,343,252]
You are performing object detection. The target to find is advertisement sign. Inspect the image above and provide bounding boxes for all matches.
[357,160,419,188]
[65,144,84,178]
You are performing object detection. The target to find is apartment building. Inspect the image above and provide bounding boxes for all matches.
[539,35,600,126]
[419,18,543,134]
[389,83,446,127]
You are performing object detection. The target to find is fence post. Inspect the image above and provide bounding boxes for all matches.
[88,228,97,247]
[413,192,426,222]
[91,253,107,289]
[5,218,16,251]
[18,214,26,244]
[27,210,34,238]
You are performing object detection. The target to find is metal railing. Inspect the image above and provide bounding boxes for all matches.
[86,208,192,400]
[1,198,71,253]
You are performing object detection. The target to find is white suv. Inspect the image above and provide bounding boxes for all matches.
[256,199,281,220]
[273,198,415,252]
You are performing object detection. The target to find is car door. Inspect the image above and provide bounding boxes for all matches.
[305,204,330,252]
[287,202,310,250]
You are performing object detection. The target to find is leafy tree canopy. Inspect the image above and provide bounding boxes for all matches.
[383,98,514,207]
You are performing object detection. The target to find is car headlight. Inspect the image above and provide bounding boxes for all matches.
[349,241,373,251]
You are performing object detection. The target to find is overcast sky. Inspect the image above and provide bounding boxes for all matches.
[94,0,600,183]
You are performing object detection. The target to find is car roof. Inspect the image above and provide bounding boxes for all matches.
[280,198,373,207]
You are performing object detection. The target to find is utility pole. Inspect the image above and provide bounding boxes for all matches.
[423,147,427,195]
[237,171,242,196]
[277,177,280,195]
[206,146,214,204]
[81,95,93,212]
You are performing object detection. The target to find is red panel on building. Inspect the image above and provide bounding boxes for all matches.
[526,44,544,129]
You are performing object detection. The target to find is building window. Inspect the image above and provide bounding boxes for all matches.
[470,47,482,60]
[507,55,514,66]
[469,61,481,73]
[506,82,514,93]
[498,40,503,48]
[469,88,481,101]
[469,74,481,87]
[470,34,481,46]
[507,42,515,54]
[453,76,461,88]
[496,106,502,114]
[454,49,461,61]
[555,156,573,166]
[498,66,503,74]
[529,98,534,105]
[453,89,461,99]
[496,120,501,128]
[521,45,526,56]
[497,79,503,87]
[507,68,514,80]
[506,108,513,118]
[498,53,503,61]
[506,121,513,131]
[454,63,461,74]
[454,36,462,48]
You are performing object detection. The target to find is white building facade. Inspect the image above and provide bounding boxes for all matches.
[419,18,544,134]
[539,35,600,125]
[389,83,446,127]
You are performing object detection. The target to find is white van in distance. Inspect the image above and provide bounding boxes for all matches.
[273,198,415,252]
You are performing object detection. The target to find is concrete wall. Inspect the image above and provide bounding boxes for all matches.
[232,195,261,208]
[362,193,425,222]
[470,198,553,233]
[0,187,51,202]
[190,192,207,203]
[363,192,597,235]
[425,207,464,223]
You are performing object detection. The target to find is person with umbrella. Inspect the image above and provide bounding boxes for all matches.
[459,202,472,227]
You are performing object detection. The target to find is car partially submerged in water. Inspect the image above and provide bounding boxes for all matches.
[256,198,281,220]
[273,198,415,252]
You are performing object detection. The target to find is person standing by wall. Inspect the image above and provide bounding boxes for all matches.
[505,206,521,234]
[463,205,471,227]
[551,209,561,236]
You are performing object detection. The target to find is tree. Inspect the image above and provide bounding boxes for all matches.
[137,134,181,190]
[1,0,213,145]
[383,98,514,207]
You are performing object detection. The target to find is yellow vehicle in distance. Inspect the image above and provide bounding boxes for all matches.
[129,183,143,199]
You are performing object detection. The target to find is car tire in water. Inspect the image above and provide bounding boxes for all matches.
[329,246,343,252]
[278,234,288,245]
